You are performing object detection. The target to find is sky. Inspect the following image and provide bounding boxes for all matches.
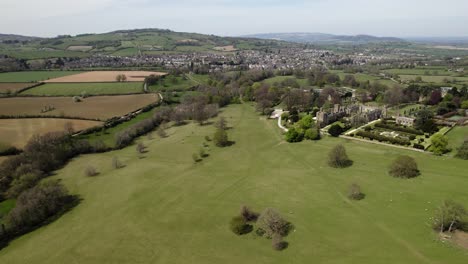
[1,0,468,38]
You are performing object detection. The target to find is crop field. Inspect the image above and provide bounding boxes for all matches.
[0,94,159,120]
[21,82,144,96]
[0,71,83,82]
[44,71,166,83]
[0,83,34,94]
[0,104,467,263]
[0,118,102,148]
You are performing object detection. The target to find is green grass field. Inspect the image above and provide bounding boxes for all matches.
[149,76,197,92]
[0,199,15,224]
[263,76,309,87]
[447,126,468,156]
[0,104,467,263]
[0,71,82,83]
[21,82,144,96]
[399,75,468,83]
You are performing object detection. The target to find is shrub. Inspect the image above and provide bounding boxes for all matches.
[229,216,253,235]
[112,157,124,169]
[389,156,420,178]
[240,205,259,222]
[348,183,365,200]
[374,122,423,135]
[272,233,288,251]
[257,208,290,238]
[84,166,98,177]
[328,144,352,168]
[356,131,411,146]
[285,127,304,143]
[213,128,229,147]
[413,143,425,150]
[455,139,468,160]
[304,128,320,140]
[192,153,201,163]
[199,148,208,158]
[136,142,146,154]
[328,124,343,137]
[6,172,42,198]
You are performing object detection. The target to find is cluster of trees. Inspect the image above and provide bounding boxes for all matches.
[433,200,468,234]
[284,114,320,143]
[230,206,291,251]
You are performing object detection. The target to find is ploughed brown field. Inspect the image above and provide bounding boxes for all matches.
[0,118,102,148]
[0,94,159,120]
[43,71,167,83]
[0,83,35,93]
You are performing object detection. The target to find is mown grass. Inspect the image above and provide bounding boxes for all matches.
[263,76,309,87]
[149,76,197,92]
[21,82,144,96]
[0,71,82,83]
[447,126,468,157]
[0,104,467,263]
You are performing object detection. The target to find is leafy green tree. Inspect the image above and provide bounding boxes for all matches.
[328,124,343,137]
[304,128,320,140]
[298,115,314,130]
[429,134,450,155]
[285,127,304,143]
[414,109,437,133]
[433,200,468,233]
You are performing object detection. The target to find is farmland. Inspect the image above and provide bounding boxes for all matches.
[0,83,35,94]
[0,94,159,120]
[44,71,166,83]
[21,82,144,96]
[0,71,83,82]
[0,118,102,148]
[0,104,467,263]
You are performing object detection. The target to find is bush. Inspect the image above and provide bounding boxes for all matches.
[304,128,320,140]
[455,139,468,160]
[413,143,425,150]
[84,166,98,177]
[328,144,352,168]
[272,233,288,251]
[285,127,304,143]
[136,142,146,154]
[112,157,124,169]
[389,156,420,178]
[257,208,290,238]
[348,183,365,200]
[229,216,253,235]
[240,205,259,222]
[356,131,411,146]
[328,124,343,137]
[374,122,424,135]
[192,153,201,163]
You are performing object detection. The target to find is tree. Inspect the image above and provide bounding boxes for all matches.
[455,139,468,160]
[388,155,419,178]
[84,166,98,177]
[116,74,127,82]
[304,128,320,140]
[328,144,352,168]
[112,157,124,169]
[328,124,343,137]
[136,142,146,154]
[240,206,259,222]
[414,109,437,133]
[257,208,290,238]
[285,127,304,143]
[213,128,229,147]
[215,116,228,130]
[298,115,314,130]
[433,200,467,233]
[429,134,450,155]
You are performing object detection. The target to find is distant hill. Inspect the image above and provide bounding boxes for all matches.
[0,33,42,42]
[0,28,293,59]
[244,32,405,44]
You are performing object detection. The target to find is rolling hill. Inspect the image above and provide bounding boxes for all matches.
[244,32,405,44]
[0,29,292,59]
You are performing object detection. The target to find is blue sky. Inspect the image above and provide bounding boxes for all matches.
[1,0,467,37]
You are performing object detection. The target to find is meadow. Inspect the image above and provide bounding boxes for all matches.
[0,71,83,82]
[399,75,468,83]
[447,126,468,156]
[21,82,144,96]
[0,118,102,148]
[0,104,467,263]
[0,94,159,120]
